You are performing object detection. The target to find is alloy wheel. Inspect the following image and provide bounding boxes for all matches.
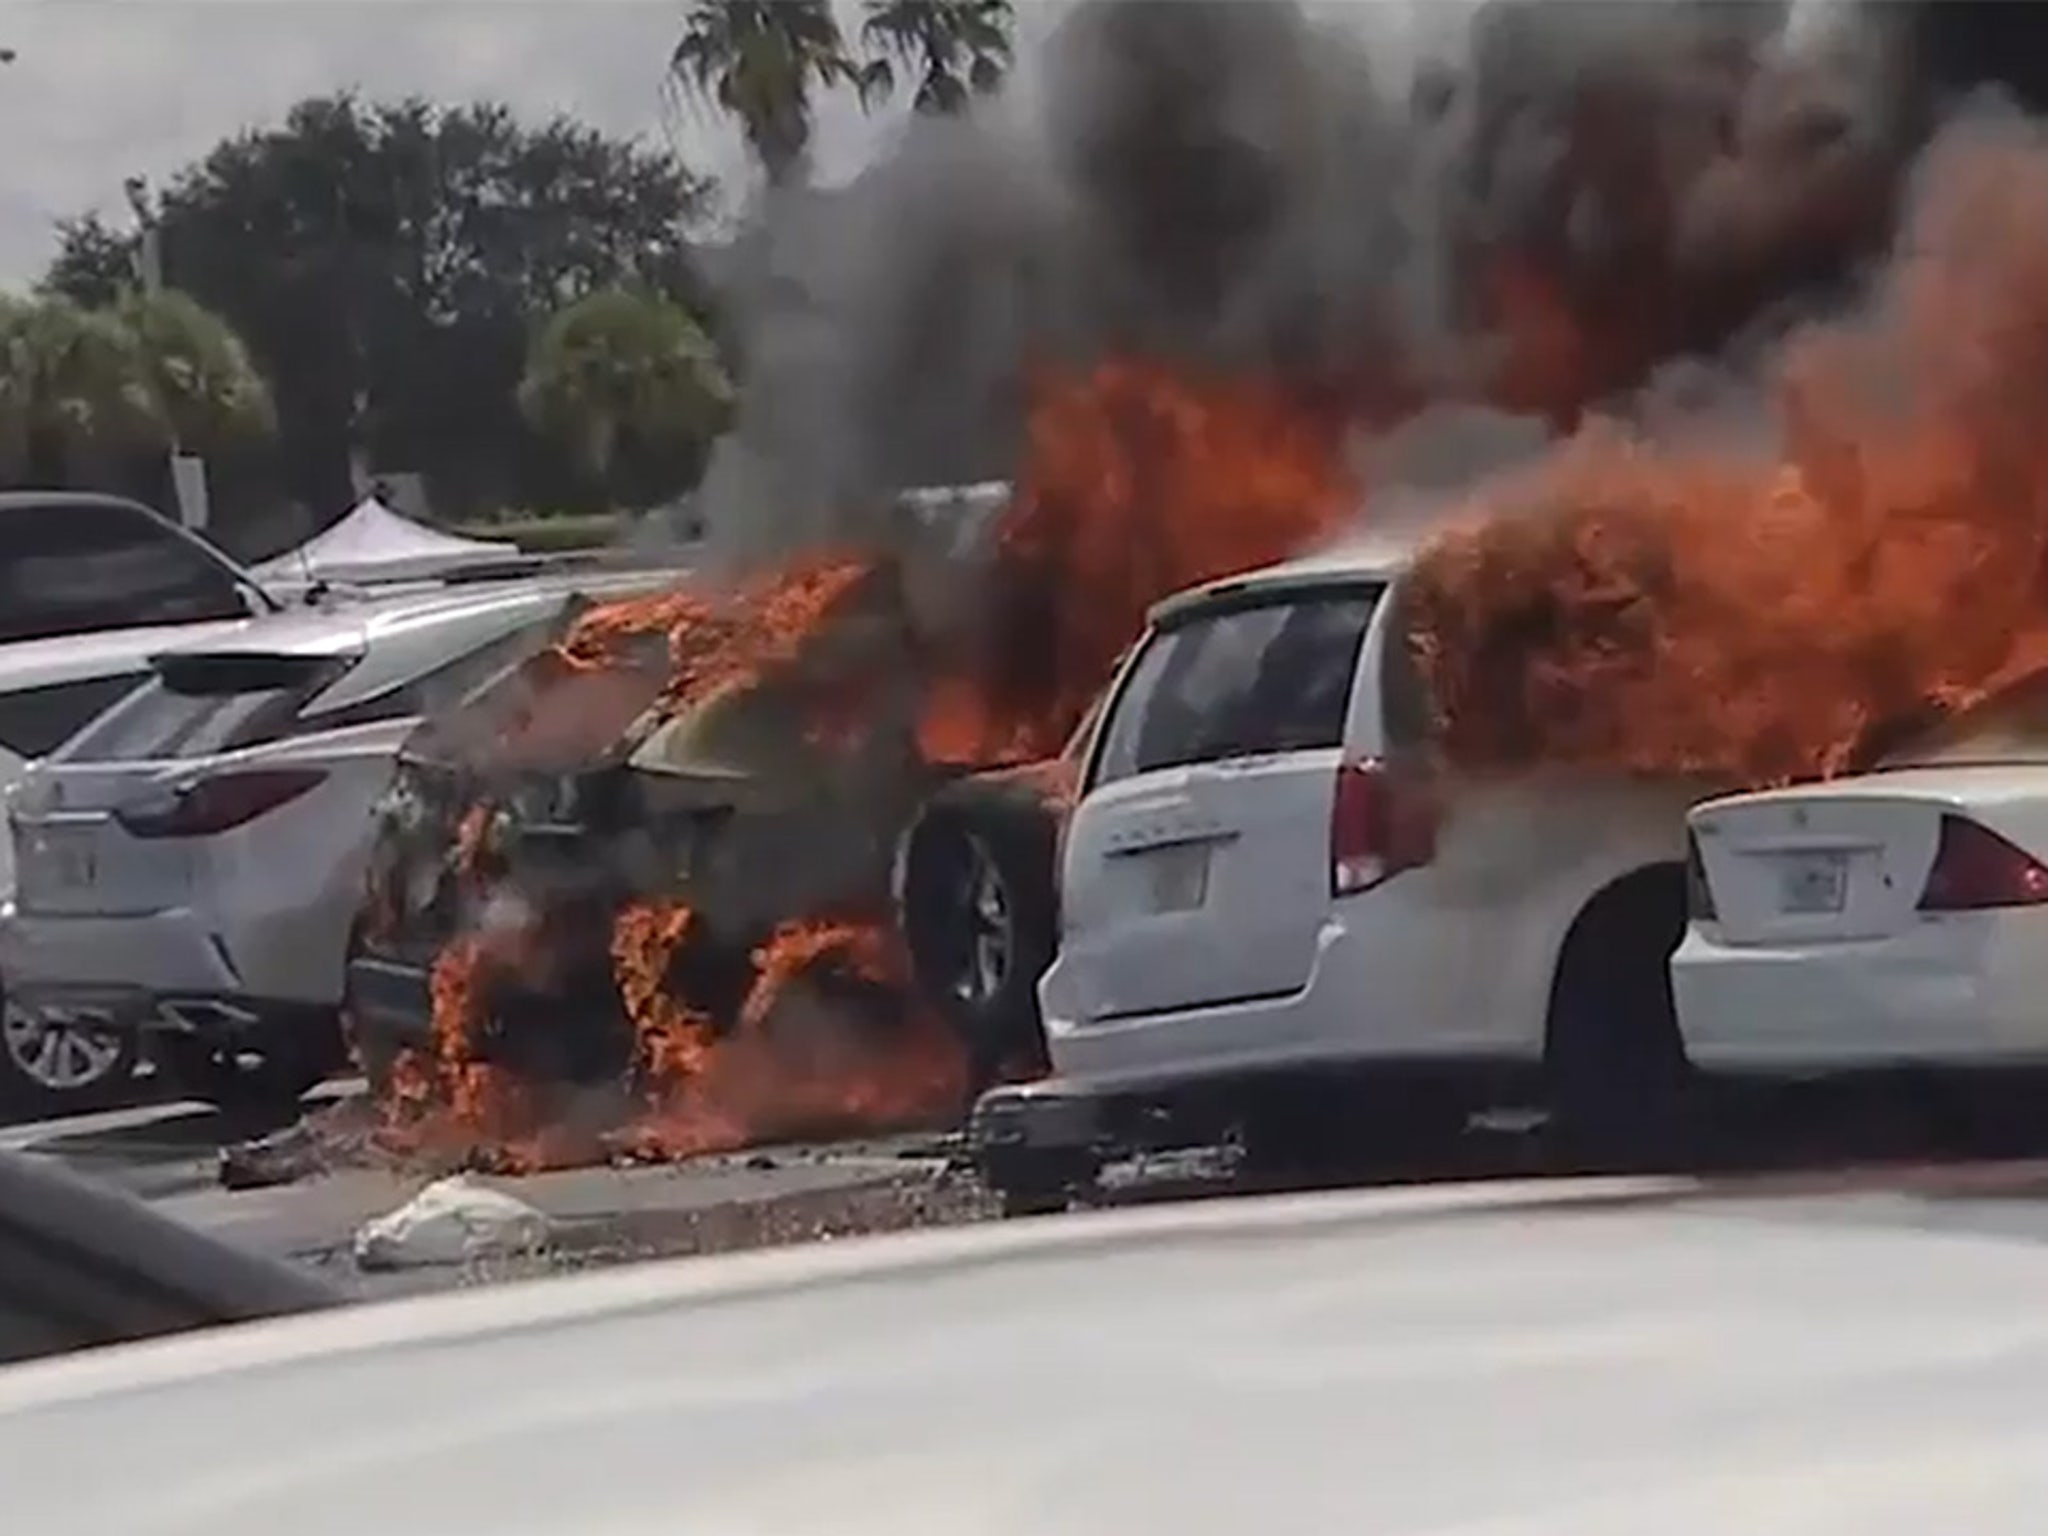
[951,835,1015,1008]
[2,1005,127,1091]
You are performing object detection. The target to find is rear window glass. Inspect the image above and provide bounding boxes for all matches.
[59,678,306,764]
[1090,586,1380,789]
[0,673,149,761]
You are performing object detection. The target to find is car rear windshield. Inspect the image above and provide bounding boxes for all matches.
[58,678,304,764]
[1090,584,1381,789]
[56,655,348,765]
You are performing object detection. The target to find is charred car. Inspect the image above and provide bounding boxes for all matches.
[342,486,1053,1112]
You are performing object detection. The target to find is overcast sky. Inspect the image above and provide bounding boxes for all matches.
[0,0,1469,288]
[0,0,949,285]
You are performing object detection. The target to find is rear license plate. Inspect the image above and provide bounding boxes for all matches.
[1778,850,1848,914]
[1139,842,1210,914]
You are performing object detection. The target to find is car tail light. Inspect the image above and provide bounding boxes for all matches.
[1684,831,1716,921]
[1330,757,1437,897]
[117,767,328,840]
[1917,814,2048,911]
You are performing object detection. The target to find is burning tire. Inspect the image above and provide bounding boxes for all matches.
[898,789,1060,1092]
[1542,863,1694,1169]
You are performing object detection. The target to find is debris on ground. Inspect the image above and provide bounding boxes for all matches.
[217,1120,329,1191]
[352,1173,554,1272]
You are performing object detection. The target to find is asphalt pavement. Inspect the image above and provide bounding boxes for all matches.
[14,1068,2048,1302]
[0,1083,987,1298]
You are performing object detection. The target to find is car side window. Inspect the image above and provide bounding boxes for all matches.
[0,674,150,761]
[0,502,249,645]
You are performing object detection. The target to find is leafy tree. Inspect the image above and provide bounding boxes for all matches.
[38,216,138,309]
[518,287,733,507]
[43,94,718,521]
[0,290,271,485]
[858,0,1014,114]
[116,289,275,448]
[670,0,861,188]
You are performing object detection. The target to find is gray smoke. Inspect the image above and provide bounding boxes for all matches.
[689,0,1931,575]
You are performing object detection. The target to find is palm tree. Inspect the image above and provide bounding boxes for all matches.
[116,288,275,449]
[0,290,273,484]
[0,295,160,482]
[670,0,860,188]
[517,287,734,494]
[858,0,1014,115]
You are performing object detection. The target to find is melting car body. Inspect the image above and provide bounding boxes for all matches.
[344,487,1030,1117]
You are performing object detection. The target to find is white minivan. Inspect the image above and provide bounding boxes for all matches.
[972,535,1722,1210]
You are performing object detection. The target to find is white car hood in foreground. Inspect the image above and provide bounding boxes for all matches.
[5,1177,2048,1534]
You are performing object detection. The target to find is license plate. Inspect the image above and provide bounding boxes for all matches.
[1778,850,1848,914]
[1140,842,1210,914]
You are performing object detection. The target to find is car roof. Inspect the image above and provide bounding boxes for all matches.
[1148,529,1417,628]
[6,1174,2048,1532]
[154,568,679,662]
[0,490,179,517]
[148,567,685,717]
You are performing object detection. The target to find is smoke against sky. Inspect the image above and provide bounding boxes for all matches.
[693,0,1953,567]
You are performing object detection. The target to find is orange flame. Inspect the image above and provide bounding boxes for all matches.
[943,358,1359,762]
[611,899,713,1086]
[1408,123,2048,787]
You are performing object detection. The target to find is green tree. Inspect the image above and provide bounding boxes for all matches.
[670,0,861,188]
[0,291,271,485]
[44,95,717,519]
[116,288,275,449]
[858,0,1014,114]
[517,287,733,507]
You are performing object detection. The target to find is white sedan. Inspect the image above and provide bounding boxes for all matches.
[0,567,675,1112]
[1673,673,2048,1077]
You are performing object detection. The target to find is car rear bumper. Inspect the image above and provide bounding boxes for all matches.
[1,901,345,1006]
[1671,909,2048,1071]
[2,908,242,998]
[1,909,340,1049]
[1037,907,1498,1083]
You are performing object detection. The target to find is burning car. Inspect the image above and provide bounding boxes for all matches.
[342,487,1037,1152]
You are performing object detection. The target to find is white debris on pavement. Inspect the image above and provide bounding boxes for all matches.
[351,1173,554,1272]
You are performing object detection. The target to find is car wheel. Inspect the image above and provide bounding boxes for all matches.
[1543,863,1695,1172]
[0,984,139,1119]
[901,801,1058,1093]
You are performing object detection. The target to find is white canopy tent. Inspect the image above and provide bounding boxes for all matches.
[252,497,522,587]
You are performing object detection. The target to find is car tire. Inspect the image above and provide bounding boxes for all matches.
[0,975,141,1122]
[1542,863,1695,1172]
[900,798,1059,1094]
